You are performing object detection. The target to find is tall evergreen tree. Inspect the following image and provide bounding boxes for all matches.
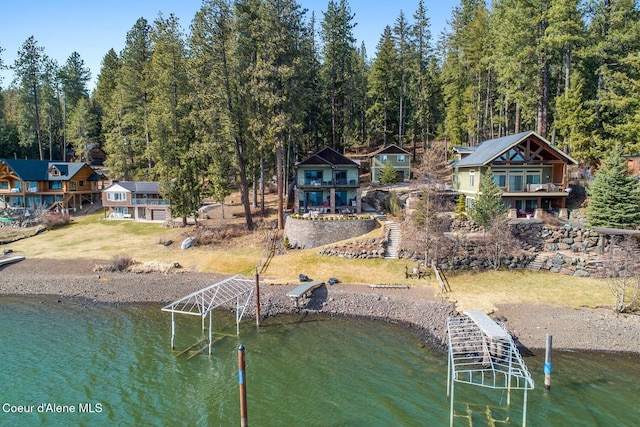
[104,18,153,180]
[367,26,398,146]
[13,36,47,159]
[587,145,640,229]
[320,0,357,151]
[59,52,91,160]
[468,168,506,228]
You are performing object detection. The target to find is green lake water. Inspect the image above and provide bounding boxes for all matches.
[1,296,639,426]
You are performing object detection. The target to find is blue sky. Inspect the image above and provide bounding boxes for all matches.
[0,0,455,91]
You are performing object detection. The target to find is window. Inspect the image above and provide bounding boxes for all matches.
[304,170,324,185]
[380,155,388,163]
[335,170,347,185]
[0,181,8,190]
[508,171,524,192]
[69,182,77,191]
[469,170,475,187]
[397,155,405,163]
[493,172,506,188]
[48,181,62,190]
[305,191,324,206]
[107,192,127,201]
[79,181,85,187]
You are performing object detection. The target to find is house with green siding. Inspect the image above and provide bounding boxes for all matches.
[369,144,412,183]
[294,147,361,214]
[451,131,577,219]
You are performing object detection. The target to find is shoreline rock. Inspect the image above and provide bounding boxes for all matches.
[1,258,639,355]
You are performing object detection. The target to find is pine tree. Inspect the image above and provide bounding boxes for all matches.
[379,162,399,184]
[367,26,398,146]
[454,194,467,219]
[468,168,506,228]
[13,36,47,159]
[587,146,640,229]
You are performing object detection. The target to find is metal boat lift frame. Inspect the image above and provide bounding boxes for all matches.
[447,311,534,427]
[162,275,255,355]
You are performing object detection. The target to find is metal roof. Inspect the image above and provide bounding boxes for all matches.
[453,131,577,167]
[1,158,93,181]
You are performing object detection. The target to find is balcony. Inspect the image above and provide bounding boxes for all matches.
[501,183,565,194]
[132,198,170,206]
[300,179,359,188]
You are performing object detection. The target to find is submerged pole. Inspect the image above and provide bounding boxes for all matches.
[255,270,261,327]
[238,345,248,427]
[544,334,553,390]
[171,311,175,350]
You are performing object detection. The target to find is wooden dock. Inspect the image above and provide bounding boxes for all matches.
[287,281,324,307]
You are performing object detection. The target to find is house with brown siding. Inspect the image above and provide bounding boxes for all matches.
[0,159,106,213]
[102,181,171,221]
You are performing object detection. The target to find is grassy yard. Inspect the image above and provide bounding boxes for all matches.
[3,212,613,312]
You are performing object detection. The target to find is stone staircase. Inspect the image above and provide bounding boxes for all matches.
[384,220,401,259]
[527,253,548,271]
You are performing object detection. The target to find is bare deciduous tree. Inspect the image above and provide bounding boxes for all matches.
[604,237,640,313]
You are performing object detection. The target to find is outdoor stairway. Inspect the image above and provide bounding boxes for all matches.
[527,253,548,271]
[384,221,401,259]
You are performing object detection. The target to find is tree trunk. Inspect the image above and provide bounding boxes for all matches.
[276,144,284,230]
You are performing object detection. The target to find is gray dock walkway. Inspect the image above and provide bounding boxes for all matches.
[287,281,324,307]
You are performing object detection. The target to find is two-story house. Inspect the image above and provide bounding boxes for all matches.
[0,159,106,213]
[102,181,171,221]
[369,144,412,183]
[451,131,578,218]
[294,147,362,214]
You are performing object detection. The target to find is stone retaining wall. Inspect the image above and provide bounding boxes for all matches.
[284,215,377,249]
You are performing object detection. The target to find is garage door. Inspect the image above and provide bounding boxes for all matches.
[151,209,166,221]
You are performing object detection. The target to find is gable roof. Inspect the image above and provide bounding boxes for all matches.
[0,159,101,181]
[453,131,577,167]
[104,181,161,194]
[369,144,412,157]
[296,147,361,168]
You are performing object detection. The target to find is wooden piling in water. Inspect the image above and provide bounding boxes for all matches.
[544,334,553,390]
[238,345,248,427]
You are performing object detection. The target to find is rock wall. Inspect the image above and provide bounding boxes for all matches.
[284,215,377,249]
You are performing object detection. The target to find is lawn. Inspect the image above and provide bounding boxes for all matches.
[3,212,612,312]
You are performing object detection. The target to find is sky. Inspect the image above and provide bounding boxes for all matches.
[0,0,456,91]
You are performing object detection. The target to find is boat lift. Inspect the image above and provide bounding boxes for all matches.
[162,275,256,355]
[447,311,534,427]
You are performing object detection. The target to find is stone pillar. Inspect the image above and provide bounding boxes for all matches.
[356,188,362,213]
[558,208,569,221]
[294,189,300,214]
[508,208,518,219]
[534,208,545,219]
[330,188,336,214]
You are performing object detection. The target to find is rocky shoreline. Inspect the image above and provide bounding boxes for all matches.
[1,258,639,355]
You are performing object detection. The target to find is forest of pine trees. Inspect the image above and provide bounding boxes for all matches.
[1,0,640,226]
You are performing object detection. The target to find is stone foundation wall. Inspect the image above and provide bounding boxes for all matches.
[284,215,377,249]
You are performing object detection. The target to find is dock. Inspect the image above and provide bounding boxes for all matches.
[287,281,324,307]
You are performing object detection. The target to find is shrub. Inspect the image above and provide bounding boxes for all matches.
[41,212,71,229]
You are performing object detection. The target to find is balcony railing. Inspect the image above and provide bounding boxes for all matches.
[500,183,565,193]
[132,198,170,205]
[301,179,359,187]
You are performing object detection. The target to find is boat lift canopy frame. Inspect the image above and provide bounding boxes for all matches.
[162,275,256,355]
[447,311,534,427]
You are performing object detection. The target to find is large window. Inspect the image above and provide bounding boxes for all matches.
[48,181,62,190]
[335,170,347,185]
[305,191,324,206]
[508,171,524,192]
[304,170,324,185]
[493,172,506,188]
[0,181,8,190]
[107,192,127,201]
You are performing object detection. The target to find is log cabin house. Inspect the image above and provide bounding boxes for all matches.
[0,159,106,214]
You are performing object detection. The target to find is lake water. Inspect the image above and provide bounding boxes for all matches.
[1,296,639,426]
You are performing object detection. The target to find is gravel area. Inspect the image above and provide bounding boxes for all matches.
[1,258,639,354]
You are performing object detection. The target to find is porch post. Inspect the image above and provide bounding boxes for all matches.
[330,188,336,214]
